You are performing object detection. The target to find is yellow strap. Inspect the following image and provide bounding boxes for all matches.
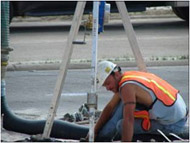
[134,115,149,119]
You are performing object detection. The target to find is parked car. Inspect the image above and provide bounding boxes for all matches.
[9,1,189,22]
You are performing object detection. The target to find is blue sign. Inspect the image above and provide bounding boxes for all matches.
[98,1,105,33]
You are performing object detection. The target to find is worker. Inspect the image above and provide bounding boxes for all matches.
[84,60,189,142]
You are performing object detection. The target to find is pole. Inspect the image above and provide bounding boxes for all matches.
[91,2,99,91]
[88,1,99,142]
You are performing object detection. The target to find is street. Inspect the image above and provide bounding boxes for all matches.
[5,66,188,120]
[9,17,188,64]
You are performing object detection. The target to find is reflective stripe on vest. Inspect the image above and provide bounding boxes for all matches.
[134,110,150,131]
[119,71,178,106]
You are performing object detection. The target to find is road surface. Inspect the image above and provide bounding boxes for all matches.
[5,66,188,120]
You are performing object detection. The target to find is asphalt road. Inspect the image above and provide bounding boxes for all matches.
[9,17,188,65]
[5,66,189,120]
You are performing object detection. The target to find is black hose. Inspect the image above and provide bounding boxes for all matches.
[1,96,89,140]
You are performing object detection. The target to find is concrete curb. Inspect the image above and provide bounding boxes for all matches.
[7,60,188,71]
[10,15,178,27]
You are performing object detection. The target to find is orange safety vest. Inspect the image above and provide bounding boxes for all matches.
[119,71,179,131]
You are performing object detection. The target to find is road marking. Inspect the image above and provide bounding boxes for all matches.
[46,92,88,97]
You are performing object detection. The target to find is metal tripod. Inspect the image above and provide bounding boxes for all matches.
[41,1,147,141]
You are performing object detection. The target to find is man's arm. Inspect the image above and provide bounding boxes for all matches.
[94,92,121,136]
[120,84,136,142]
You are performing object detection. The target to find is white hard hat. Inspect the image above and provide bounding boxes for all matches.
[97,61,117,87]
